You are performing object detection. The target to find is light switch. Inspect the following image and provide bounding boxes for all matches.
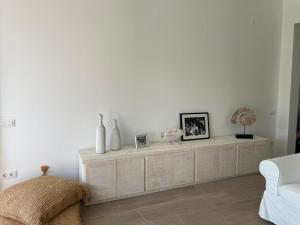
[0,119,16,128]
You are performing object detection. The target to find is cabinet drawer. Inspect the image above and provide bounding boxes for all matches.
[172,151,194,186]
[196,148,218,183]
[85,160,117,203]
[145,154,172,191]
[217,145,236,178]
[117,157,145,197]
[237,143,257,175]
[196,145,237,182]
[256,141,271,165]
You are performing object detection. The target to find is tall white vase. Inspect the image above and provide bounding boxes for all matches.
[96,113,106,154]
[110,119,121,151]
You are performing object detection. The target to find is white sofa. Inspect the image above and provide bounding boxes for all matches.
[259,153,300,225]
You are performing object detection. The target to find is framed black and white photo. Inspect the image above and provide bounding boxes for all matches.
[180,112,210,141]
[135,134,149,149]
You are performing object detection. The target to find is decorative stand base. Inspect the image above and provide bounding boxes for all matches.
[235,134,254,139]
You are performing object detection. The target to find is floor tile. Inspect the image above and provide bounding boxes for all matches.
[83,209,146,225]
[82,175,272,225]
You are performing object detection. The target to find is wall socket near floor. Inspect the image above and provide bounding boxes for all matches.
[2,170,18,179]
[0,119,16,128]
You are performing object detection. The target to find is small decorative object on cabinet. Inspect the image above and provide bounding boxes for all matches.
[231,107,256,139]
[135,134,148,149]
[180,112,210,141]
[161,129,183,144]
[96,113,106,154]
[110,119,121,151]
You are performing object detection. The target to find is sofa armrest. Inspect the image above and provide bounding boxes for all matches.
[259,153,300,195]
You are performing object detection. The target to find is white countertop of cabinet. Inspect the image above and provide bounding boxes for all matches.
[78,136,270,164]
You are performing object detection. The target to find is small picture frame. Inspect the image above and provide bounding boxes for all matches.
[135,134,149,149]
[180,112,210,141]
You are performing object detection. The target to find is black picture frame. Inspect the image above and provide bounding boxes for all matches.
[180,112,210,141]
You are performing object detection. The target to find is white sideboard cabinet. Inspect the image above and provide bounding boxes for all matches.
[79,136,271,205]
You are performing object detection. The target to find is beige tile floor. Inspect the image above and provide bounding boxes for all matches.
[82,175,272,225]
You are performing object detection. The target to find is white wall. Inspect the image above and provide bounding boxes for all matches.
[275,0,300,156]
[0,0,282,189]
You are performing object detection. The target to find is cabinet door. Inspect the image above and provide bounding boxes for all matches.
[145,154,172,191]
[85,160,117,203]
[117,157,145,197]
[237,143,257,175]
[196,148,218,183]
[217,145,237,179]
[256,141,271,166]
[172,151,194,186]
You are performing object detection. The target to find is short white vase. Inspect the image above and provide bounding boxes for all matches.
[96,113,106,154]
[110,119,121,151]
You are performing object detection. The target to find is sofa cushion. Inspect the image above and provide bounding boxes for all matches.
[0,176,90,225]
[0,203,82,225]
[279,183,300,209]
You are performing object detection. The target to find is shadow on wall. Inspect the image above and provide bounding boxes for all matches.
[288,23,300,155]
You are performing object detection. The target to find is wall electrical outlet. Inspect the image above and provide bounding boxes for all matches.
[0,119,16,128]
[2,170,18,179]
